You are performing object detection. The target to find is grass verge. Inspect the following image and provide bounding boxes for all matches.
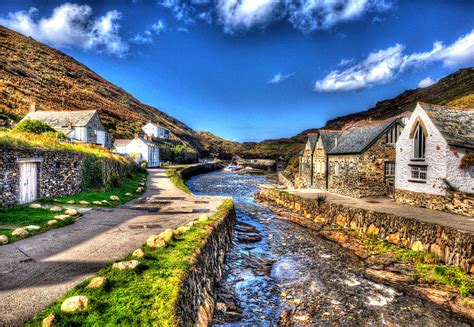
[351,230,473,297]
[0,171,147,243]
[27,199,234,326]
[166,166,192,194]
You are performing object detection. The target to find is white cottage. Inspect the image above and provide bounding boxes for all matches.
[142,122,170,139]
[114,135,160,168]
[395,102,474,216]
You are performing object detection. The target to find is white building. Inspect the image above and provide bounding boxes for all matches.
[395,102,473,216]
[114,135,160,168]
[142,122,170,139]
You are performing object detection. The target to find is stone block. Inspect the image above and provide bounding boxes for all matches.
[61,296,89,313]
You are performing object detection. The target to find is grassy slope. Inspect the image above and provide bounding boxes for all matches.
[27,199,234,326]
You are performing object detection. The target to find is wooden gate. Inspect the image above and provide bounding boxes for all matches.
[19,162,38,204]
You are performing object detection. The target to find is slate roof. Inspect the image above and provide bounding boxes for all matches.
[319,130,342,152]
[22,110,98,134]
[418,103,474,149]
[114,139,132,148]
[329,119,399,154]
[307,133,318,152]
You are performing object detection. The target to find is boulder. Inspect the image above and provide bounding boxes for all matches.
[175,226,191,234]
[198,215,209,222]
[64,209,78,216]
[54,215,70,220]
[61,295,89,313]
[79,201,89,205]
[125,192,133,196]
[12,228,28,237]
[132,248,145,258]
[42,313,56,327]
[411,240,424,252]
[0,235,8,245]
[86,277,107,289]
[29,203,42,209]
[92,201,102,205]
[102,200,108,203]
[112,260,140,270]
[159,229,174,242]
[136,187,144,193]
[110,195,120,201]
[47,220,58,226]
[67,200,76,204]
[49,206,63,212]
[146,234,167,249]
[25,225,41,231]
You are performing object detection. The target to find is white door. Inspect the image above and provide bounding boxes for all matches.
[19,162,38,204]
[97,130,106,146]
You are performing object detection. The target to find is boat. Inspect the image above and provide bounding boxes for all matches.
[223,165,242,172]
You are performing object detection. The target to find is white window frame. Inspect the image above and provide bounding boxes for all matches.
[409,165,427,182]
[384,161,395,178]
[413,123,426,160]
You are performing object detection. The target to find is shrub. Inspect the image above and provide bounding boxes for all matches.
[13,119,57,134]
[316,194,327,206]
[460,151,474,169]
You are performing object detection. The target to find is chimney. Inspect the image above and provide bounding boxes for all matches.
[134,132,139,140]
[30,103,37,112]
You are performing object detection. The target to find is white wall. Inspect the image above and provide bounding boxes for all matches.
[446,147,474,194]
[143,124,158,138]
[395,105,448,196]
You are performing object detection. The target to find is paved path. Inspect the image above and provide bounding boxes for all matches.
[0,168,224,326]
[289,189,474,233]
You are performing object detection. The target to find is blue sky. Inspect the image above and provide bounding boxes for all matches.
[1,1,474,142]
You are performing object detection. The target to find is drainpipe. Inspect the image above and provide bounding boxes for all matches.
[325,155,329,190]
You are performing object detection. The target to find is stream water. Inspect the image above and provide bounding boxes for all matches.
[186,171,470,327]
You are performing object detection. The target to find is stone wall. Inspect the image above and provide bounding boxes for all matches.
[85,113,112,149]
[328,135,395,198]
[0,148,83,207]
[256,187,474,273]
[179,162,226,180]
[278,171,295,190]
[395,189,474,218]
[175,201,236,326]
[299,151,313,188]
[312,147,327,189]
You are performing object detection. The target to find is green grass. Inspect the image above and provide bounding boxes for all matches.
[166,167,192,194]
[0,171,147,243]
[40,171,148,208]
[27,199,234,326]
[346,229,473,297]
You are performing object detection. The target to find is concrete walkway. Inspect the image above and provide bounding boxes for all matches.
[289,189,474,233]
[0,168,224,326]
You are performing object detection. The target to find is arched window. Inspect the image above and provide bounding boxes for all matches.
[413,123,426,159]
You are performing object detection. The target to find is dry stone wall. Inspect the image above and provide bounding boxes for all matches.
[175,202,236,326]
[395,189,474,217]
[0,148,83,207]
[256,187,474,273]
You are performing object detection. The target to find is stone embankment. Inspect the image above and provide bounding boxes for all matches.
[175,201,237,325]
[179,162,226,180]
[256,186,474,273]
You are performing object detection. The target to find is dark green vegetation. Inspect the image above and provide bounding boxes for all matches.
[28,199,234,326]
[13,118,58,135]
[0,171,146,242]
[166,166,193,194]
[359,232,473,297]
[155,139,198,164]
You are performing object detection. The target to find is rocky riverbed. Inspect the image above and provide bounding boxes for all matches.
[186,171,472,326]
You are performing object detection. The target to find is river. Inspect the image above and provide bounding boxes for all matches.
[186,171,470,326]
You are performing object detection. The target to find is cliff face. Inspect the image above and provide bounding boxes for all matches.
[0,26,207,152]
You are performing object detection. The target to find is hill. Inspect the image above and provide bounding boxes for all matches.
[0,25,216,156]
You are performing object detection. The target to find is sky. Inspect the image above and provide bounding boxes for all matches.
[1,1,474,142]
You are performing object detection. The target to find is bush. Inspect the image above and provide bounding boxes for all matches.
[13,119,57,134]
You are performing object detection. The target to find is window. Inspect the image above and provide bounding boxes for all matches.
[316,161,320,174]
[410,166,427,182]
[384,161,395,178]
[316,138,323,149]
[413,123,426,159]
[386,124,402,145]
[334,162,339,176]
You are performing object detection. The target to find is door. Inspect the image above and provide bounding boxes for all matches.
[19,162,38,204]
[96,130,106,146]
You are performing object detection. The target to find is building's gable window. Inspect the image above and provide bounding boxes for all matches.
[410,165,427,182]
[384,161,395,178]
[413,123,426,159]
[386,124,402,145]
[316,138,323,149]
[334,162,339,176]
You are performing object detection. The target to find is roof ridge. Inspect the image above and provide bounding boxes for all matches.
[319,129,343,132]
[417,102,474,111]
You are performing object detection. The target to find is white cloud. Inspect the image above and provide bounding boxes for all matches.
[217,0,279,33]
[159,0,195,24]
[268,72,295,84]
[197,11,213,24]
[315,29,474,92]
[418,77,437,88]
[0,3,128,57]
[131,19,166,44]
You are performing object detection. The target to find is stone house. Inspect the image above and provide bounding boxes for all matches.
[298,116,406,198]
[0,148,83,207]
[21,108,112,148]
[143,122,171,139]
[298,133,318,188]
[395,103,474,217]
[114,134,160,168]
